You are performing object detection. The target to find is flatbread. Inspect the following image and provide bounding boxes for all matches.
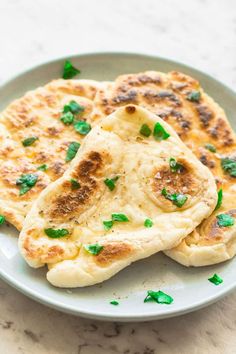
[19,105,217,287]
[0,79,100,230]
[93,71,236,266]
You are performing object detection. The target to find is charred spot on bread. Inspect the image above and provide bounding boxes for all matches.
[95,242,134,266]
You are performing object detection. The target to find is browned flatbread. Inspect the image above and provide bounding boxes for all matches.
[93,71,236,266]
[0,79,100,230]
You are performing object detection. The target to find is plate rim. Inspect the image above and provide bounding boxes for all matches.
[0,51,236,322]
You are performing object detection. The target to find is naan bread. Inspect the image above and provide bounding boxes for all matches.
[94,71,236,266]
[0,79,100,230]
[19,105,217,287]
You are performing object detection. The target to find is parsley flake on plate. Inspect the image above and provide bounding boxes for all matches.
[153,122,170,141]
[44,228,69,238]
[37,164,48,171]
[74,121,91,135]
[22,136,38,147]
[140,124,152,137]
[208,273,223,285]
[110,300,119,306]
[161,188,188,208]
[169,157,184,173]
[70,178,81,190]
[84,243,103,255]
[103,220,114,231]
[144,218,153,228]
[216,213,234,227]
[205,143,216,153]
[111,213,129,222]
[214,189,223,211]
[104,176,119,191]
[187,90,201,102]
[221,157,236,177]
[62,60,80,79]
[16,173,38,196]
[0,215,5,225]
[65,142,81,162]
[144,290,173,304]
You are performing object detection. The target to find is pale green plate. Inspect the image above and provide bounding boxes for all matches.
[0,53,235,321]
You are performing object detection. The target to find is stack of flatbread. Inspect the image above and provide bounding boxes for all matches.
[0,69,235,287]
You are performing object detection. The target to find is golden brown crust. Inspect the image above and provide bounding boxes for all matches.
[95,242,134,267]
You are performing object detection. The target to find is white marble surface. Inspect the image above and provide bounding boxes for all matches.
[0,0,236,353]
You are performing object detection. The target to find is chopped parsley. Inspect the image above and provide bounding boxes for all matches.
[111,213,129,222]
[65,142,80,162]
[110,300,119,306]
[70,178,81,190]
[0,215,5,225]
[140,124,152,137]
[16,173,38,196]
[84,243,103,255]
[104,176,119,191]
[103,220,114,231]
[205,143,216,153]
[144,290,173,304]
[161,188,188,208]
[144,218,153,228]
[187,90,201,102]
[215,189,223,211]
[153,122,170,141]
[169,157,184,173]
[37,164,48,171]
[22,136,38,147]
[216,213,234,227]
[44,228,69,238]
[60,111,74,125]
[221,157,236,177]
[74,121,91,135]
[208,273,223,286]
[62,60,80,79]
[63,101,84,115]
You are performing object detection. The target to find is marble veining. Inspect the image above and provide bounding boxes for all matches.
[0,0,236,353]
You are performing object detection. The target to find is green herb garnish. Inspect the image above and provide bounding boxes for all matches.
[16,173,38,196]
[161,188,187,208]
[215,189,223,211]
[140,124,152,137]
[187,90,201,102]
[84,243,103,255]
[216,213,235,227]
[37,164,48,171]
[63,101,84,115]
[104,176,119,191]
[144,290,173,304]
[44,228,69,238]
[221,158,236,177]
[65,142,80,162]
[74,121,91,135]
[144,219,153,228]
[70,178,81,190]
[60,111,74,125]
[22,136,38,147]
[205,143,216,153]
[153,122,170,141]
[111,213,129,222]
[0,215,6,225]
[62,60,80,79]
[208,273,223,286]
[169,158,184,173]
[110,300,119,306]
[103,220,114,231]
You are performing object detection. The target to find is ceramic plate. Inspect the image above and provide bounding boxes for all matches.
[0,53,235,322]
